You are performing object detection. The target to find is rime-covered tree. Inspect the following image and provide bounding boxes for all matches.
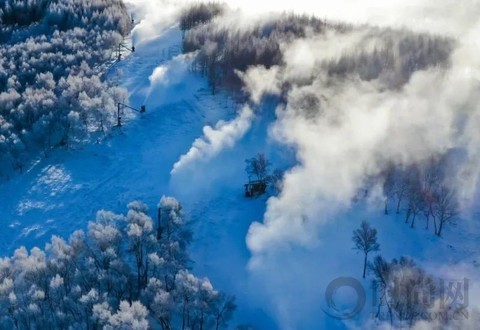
[156,196,192,290]
[125,201,156,295]
[0,0,131,176]
[352,221,380,278]
[0,197,235,329]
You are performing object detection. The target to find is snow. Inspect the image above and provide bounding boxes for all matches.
[0,19,478,330]
[0,24,278,327]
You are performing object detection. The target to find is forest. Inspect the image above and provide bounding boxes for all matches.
[0,0,132,176]
[0,197,236,329]
[180,3,452,95]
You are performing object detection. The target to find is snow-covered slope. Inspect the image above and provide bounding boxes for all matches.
[0,25,280,327]
[0,17,479,330]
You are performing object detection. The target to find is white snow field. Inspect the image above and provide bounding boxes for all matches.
[1,14,480,330]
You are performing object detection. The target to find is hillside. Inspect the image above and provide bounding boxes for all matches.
[0,1,479,329]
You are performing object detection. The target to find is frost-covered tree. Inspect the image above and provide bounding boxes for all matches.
[125,201,156,294]
[157,196,192,290]
[0,197,235,329]
[0,0,131,176]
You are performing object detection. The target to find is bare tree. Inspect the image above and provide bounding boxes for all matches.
[352,221,380,278]
[213,294,237,330]
[388,257,436,327]
[245,153,271,182]
[369,256,393,324]
[394,170,409,214]
[269,168,284,194]
[403,168,425,228]
[432,186,459,236]
[382,165,396,215]
[421,158,444,230]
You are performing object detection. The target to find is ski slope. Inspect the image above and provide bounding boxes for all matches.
[0,25,280,327]
[0,22,479,330]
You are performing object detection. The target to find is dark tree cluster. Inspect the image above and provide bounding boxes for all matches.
[381,157,459,237]
[0,0,132,177]
[182,13,334,95]
[180,4,452,100]
[0,197,236,329]
[179,2,225,33]
[325,29,453,89]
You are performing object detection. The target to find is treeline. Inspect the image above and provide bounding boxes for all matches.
[353,156,459,237]
[180,2,225,33]
[0,0,132,176]
[180,4,452,96]
[182,7,336,95]
[378,156,459,237]
[325,28,452,89]
[0,0,130,34]
[0,197,236,329]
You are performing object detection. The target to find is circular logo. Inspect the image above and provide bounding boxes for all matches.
[323,277,366,320]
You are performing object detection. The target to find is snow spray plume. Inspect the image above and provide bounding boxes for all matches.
[171,105,254,173]
[243,1,480,260]
[144,53,195,105]
[228,2,478,328]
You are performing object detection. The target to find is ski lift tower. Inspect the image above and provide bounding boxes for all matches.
[117,42,135,61]
[116,103,146,127]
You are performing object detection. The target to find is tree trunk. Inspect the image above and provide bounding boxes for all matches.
[410,213,416,228]
[384,200,388,215]
[182,303,186,330]
[363,253,368,278]
[157,208,162,240]
[405,208,411,223]
[396,193,403,213]
[437,217,444,236]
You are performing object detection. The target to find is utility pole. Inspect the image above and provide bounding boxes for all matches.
[117,43,136,61]
[117,103,146,127]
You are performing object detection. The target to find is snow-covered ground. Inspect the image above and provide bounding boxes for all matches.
[0,25,280,327]
[0,18,479,330]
